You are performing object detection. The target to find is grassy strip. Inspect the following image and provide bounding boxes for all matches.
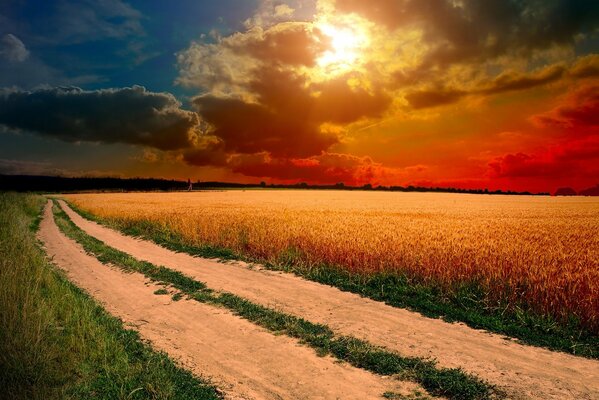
[65,201,598,359]
[54,201,496,400]
[0,193,221,400]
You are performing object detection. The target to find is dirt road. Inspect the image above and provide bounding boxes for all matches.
[39,201,417,399]
[58,199,599,399]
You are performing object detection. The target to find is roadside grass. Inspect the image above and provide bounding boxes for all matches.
[54,201,497,400]
[0,193,221,400]
[64,200,598,359]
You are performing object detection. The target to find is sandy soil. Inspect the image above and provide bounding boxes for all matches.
[40,201,417,399]
[59,200,599,399]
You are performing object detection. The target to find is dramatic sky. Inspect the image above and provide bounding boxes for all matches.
[1,0,598,192]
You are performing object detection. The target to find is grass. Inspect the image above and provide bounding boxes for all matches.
[53,200,497,400]
[0,193,221,400]
[64,200,598,359]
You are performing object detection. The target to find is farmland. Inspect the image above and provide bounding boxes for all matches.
[64,190,599,343]
[2,189,595,399]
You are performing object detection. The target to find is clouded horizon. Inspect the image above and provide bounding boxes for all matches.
[1,0,598,192]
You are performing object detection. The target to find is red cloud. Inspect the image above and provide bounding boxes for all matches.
[531,83,599,129]
[488,136,599,179]
[484,83,599,191]
[227,152,384,185]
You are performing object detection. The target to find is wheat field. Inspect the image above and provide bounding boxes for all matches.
[64,190,599,332]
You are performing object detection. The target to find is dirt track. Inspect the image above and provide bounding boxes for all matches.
[58,199,599,399]
[39,201,417,399]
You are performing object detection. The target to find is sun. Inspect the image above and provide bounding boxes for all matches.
[316,23,367,75]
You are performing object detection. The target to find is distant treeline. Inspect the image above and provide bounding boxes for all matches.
[0,174,561,195]
[0,175,188,192]
[204,180,550,195]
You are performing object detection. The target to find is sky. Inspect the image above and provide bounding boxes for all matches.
[0,0,598,193]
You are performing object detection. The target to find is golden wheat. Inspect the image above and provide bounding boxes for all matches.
[64,190,599,331]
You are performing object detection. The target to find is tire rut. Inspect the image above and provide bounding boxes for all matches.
[40,201,417,400]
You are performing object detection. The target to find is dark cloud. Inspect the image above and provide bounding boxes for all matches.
[480,65,566,95]
[192,67,322,159]
[570,55,599,79]
[183,138,229,167]
[405,63,580,109]
[405,88,466,109]
[0,158,61,176]
[192,66,389,158]
[312,78,391,123]
[335,0,599,67]
[194,95,338,158]
[0,86,199,150]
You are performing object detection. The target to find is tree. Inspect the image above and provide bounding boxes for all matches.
[579,184,599,196]
[554,187,577,196]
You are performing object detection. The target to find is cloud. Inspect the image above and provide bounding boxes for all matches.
[404,63,579,109]
[191,65,390,158]
[244,0,297,28]
[570,55,599,79]
[0,33,29,62]
[183,137,229,167]
[171,0,598,191]
[0,158,123,177]
[177,21,325,93]
[178,16,392,159]
[234,22,326,67]
[216,151,427,186]
[487,82,599,184]
[488,136,599,179]
[0,158,62,176]
[334,0,599,67]
[311,78,391,123]
[51,0,144,44]
[0,36,103,88]
[227,152,383,184]
[194,93,338,158]
[0,86,199,150]
[479,64,566,95]
[405,88,466,109]
[531,83,599,128]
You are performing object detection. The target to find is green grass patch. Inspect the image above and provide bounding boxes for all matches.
[63,200,598,359]
[0,193,221,400]
[54,200,496,400]
[172,293,184,301]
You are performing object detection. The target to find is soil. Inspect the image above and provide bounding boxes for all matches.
[40,201,418,400]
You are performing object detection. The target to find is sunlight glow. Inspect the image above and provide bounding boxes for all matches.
[316,23,368,76]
